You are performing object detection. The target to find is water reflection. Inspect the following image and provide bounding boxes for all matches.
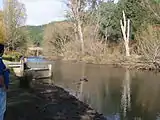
[121,68,131,119]
[76,63,85,100]
[52,61,160,120]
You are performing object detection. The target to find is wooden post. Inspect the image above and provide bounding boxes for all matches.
[36,50,39,56]
[48,64,52,85]
[48,64,52,77]
[20,58,24,76]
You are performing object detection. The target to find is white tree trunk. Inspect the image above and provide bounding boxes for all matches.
[68,0,85,55]
[124,41,130,57]
[120,11,130,57]
[73,23,78,41]
[77,19,84,54]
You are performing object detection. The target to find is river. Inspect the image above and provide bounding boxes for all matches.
[49,61,160,120]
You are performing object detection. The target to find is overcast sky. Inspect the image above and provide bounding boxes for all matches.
[0,0,118,26]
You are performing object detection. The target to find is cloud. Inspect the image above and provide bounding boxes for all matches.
[19,0,67,25]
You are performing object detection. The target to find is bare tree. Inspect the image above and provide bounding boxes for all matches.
[67,0,87,54]
[137,25,160,62]
[142,0,160,21]
[120,11,130,57]
[3,0,27,50]
[43,21,74,57]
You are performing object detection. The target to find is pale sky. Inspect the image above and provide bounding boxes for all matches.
[19,0,67,25]
[0,0,67,25]
[0,0,2,10]
[0,0,118,26]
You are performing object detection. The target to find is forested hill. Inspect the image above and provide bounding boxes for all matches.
[24,25,45,45]
[24,20,68,46]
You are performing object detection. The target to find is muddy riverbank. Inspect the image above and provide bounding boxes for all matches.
[5,78,105,120]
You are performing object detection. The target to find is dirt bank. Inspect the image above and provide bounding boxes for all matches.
[5,79,105,120]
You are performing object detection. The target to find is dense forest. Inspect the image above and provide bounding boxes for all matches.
[0,0,160,68]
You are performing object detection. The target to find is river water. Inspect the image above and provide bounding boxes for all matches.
[50,61,160,120]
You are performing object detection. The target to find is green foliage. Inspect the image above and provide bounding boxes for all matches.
[97,1,121,41]
[25,25,45,46]
[97,0,153,42]
[3,51,22,61]
[154,0,160,3]
[118,0,151,40]
[119,0,149,27]
[25,21,69,47]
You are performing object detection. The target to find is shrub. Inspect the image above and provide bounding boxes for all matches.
[136,25,160,62]
[3,51,22,61]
